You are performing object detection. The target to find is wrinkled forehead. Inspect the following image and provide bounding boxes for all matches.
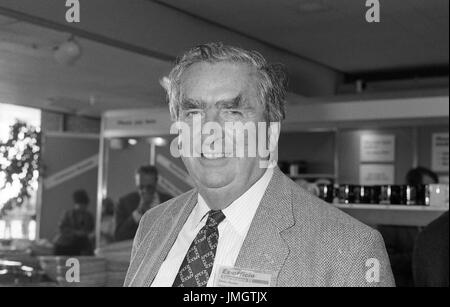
[179,62,259,103]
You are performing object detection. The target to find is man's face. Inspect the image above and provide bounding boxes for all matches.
[178,62,266,190]
[135,173,157,203]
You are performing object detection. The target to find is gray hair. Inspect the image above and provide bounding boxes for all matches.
[161,42,288,122]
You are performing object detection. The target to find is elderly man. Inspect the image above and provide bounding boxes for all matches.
[125,43,394,287]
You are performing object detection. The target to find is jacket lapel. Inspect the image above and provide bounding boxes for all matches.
[235,168,295,286]
[130,189,198,287]
[130,168,295,287]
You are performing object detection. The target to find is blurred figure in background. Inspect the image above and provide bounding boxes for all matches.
[378,166,439,287]
[413,211,449,287]
[114,165,171,242]
[406,167,439,186]
[100,198,116,247]
[53,189,95,256]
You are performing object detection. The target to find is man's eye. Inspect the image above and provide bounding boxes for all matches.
[185,110,202,116]
[225,110,243,116]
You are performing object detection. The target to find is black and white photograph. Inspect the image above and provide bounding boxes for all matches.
[0,0,448,291]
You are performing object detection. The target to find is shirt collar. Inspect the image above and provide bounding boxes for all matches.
[196,167,274,236]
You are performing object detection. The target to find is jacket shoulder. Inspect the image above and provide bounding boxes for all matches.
[137,189,196,236]
[282,176,394,286]
[284,175,386,257]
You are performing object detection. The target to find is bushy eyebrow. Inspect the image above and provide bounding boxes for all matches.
[180,98,207,110]
[180,94,248,110]
[217,95,246,109]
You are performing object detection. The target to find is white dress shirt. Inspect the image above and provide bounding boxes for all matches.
[151,167,274,287]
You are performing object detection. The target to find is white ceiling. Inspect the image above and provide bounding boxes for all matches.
[0,0,448,117]
[0,19,172,116]
[159,0,449,72]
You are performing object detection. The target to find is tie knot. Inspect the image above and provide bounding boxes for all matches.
[206,210,225,228]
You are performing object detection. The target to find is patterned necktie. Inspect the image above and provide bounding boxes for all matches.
[172,210,226,287]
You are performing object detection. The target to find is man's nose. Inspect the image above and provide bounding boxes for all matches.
[204,108,221,124]
[200,108,225,144]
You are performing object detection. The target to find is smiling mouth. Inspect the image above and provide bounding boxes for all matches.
[201,150,238,159]
[201,152,225,159]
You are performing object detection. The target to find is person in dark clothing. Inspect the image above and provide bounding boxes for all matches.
[406,167,439,186]
[377,226,420,287]
[378,166,439,287]
[114,165,171,242]
[413,211,449,287]
[100,197,116,246]
[54,190,95,256]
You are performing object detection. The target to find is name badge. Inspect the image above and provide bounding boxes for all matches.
[214,266,273,287]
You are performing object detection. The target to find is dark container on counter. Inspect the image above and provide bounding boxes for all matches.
[379,185,392,204]
[378,185,404,205]
[414,185,430,206]
[353,185,371,204]
[369,186,381,204]
[390,185,402,205]
[338,185,355,204]
[400,185,417,205]
[318,184,334,203]
[336,184,427,206]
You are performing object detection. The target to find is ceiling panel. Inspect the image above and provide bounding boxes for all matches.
[159,0,449,72]
[0,14,15,25]
[0,0,447,117]
[0,20,173,116]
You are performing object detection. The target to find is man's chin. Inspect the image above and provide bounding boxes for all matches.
[197,156,231,168]
[197,172,234,189]
[184,157,239,188]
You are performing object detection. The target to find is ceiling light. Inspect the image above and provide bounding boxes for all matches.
[128,138,138,146]
[53,36,81,65]
[148,137,167,147]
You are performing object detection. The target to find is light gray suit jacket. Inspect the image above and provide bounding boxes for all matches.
[125,168,395,287]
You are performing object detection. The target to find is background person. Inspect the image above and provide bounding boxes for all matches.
[406,166,439,186]
[53,189,95,256]
[100,197,116,247]
[114,165,171,242]
[378,166,439,287]
[413,210,449,287]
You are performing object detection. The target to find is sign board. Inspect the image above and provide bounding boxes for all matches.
[432,133,449,172]
[360,164,395,185]
[103,109,172,138]
[360,134,395,162]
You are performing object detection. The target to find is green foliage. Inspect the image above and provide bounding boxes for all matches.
[0,121,41,216]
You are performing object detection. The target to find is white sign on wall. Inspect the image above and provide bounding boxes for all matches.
[432,133,449,172]
[360,134,395,162]
[360,164,395,185]
[44,154,99,189]
[103,109,172,138]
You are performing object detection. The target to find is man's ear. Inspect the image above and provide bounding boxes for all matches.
[159,76,170,92]
[267,122,281,153]
[260,122,280,169]
[160,76,178,120]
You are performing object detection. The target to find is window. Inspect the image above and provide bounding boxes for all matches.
[0,103,41,240]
